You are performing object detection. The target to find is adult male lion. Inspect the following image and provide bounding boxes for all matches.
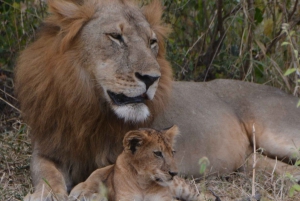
[15,0,300,200]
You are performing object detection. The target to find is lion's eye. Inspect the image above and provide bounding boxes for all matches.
[172,150,176,155]
[150,38,157,49]
[153,151,163,158]
[107,33,123,45]
[109,33,122,40]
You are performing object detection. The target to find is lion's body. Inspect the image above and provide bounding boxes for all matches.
[69,127,200,201]
[154,80,300,175]
[15,0,300,200]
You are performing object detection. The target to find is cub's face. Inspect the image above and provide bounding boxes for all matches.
[81,1,162,122]
[123,126,179,186]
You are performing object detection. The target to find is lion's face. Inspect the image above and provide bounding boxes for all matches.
[80,1,164,122]
[122,126,179,186]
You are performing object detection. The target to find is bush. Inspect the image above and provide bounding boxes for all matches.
[1,0,300,95]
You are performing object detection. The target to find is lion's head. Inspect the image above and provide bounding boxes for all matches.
[79,0,168,122]
[42,0,171,123]
[15,0,172,166]
[122,126,179,186]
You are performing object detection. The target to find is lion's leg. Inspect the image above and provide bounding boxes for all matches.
[242,153,300,181]
[24,153,68,201]
[251,125,300,164]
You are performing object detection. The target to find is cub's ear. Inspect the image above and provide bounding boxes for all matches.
[46,0,96,52]
[123,131,148,154]
[164,125,180,144]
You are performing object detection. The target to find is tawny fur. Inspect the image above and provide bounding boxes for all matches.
[69,126,200,201]
[15,0,300,200]
[15,0,172,199]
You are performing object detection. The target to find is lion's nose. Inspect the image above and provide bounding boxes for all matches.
[135,72,160,90]
[169,171,178,178]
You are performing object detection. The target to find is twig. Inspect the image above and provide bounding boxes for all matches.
[0,173,5,183]
[184,12,216,58]
[190,176,200,195]
[256,16,300,61]
[280,174,284,199]
[288,0,299,21]
[271,156,277,183]
[0,97,21,113]
[209,189,221,201]
[0,88,18,101]
[252,123,256,199]
[41,184,45,201]
[203,4,242,81]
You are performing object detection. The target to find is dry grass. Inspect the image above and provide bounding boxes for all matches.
[0,71,299,201]
[1,106,299,201]
[0,111,32,201]
[195,171,300,201]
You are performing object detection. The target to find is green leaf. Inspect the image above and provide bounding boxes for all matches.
[289,187,295,197]
[284,68,296,76]
[254,8,263,24]
[12,2,20,9]
[199,157,210,174]
[281,42,290,46]
[290,30,295,36]
[297,100,300,108]
[292,184,300,191]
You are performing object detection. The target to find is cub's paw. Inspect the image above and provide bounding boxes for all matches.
[68,182,108,201]
[24,191,68,201]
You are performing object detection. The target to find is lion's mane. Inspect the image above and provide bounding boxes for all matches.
[15,0,172,183]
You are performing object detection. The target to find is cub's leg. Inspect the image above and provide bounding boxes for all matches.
[169,176,200,201]
[24,154,68,201]
[69,166,113,201]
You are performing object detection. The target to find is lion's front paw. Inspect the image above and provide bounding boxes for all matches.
[68,182,108,201]
[24,191,68,201]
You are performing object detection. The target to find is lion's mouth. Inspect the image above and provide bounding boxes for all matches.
[107,91,148,106]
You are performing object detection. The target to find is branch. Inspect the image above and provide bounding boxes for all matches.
[288,0,299,21]
[255,16,300,60]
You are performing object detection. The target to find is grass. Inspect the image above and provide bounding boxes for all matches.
[198,172,300,201]
[0,111,32,201]
[0,99,299,200]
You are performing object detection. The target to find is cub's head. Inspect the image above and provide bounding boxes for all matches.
[44,0,172,123]
[123,125,179,186]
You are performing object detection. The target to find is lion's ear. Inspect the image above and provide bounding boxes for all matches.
[123,131,148,154]
[164,125,180,145]
[46,0,96,52]
[142,0,171,56]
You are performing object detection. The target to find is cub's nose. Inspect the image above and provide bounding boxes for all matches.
[135,72,160,90]
[169,171,178,178]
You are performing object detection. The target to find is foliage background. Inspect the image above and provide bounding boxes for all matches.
[1,0,300,93]
[0,0,300,200]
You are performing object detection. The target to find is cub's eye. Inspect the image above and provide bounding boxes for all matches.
[172,150,176,155]
[150,38,157,48]
[153,151,163,158]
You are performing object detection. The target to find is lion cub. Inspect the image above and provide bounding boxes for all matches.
[69,126,200,201]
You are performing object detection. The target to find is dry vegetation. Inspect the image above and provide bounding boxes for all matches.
[1,110,300,201]
[1,0,300,200]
